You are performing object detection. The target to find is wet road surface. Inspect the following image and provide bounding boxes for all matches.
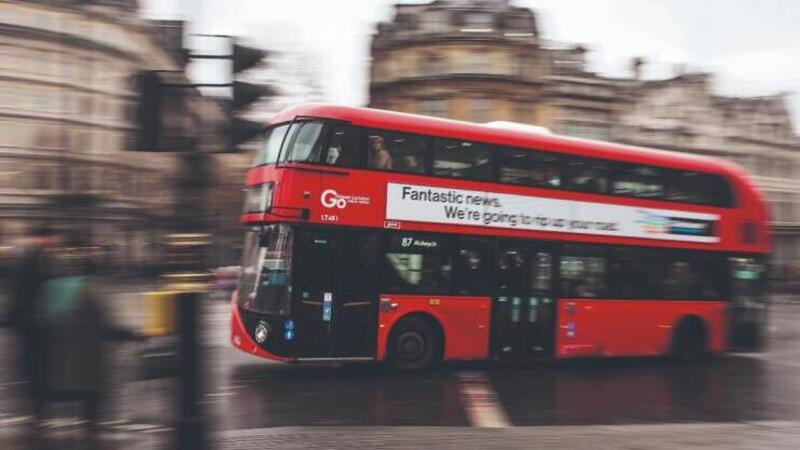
[2,289,800,448]
[210,300,800,430]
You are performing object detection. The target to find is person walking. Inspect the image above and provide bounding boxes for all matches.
[4,226,61,447]
[35,235,142,447]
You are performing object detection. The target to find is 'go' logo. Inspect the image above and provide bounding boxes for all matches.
[321,189,347,209]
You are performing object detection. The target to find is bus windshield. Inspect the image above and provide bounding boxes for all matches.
[237,225,293,316]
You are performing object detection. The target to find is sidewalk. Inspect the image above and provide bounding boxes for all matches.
[215,421,800,450]
[2,420,799,450]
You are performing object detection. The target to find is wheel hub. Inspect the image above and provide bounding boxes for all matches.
[397,332,425,361]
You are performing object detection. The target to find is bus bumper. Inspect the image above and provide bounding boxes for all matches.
[230,292,293,362]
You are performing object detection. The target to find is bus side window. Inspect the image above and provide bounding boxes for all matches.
[530,251,552,291]
[565,158,609,194]
[433,138,495,181]
[665,171,733,207]
[559,246,608,298]
[608,248,657,298]
[498,148,562,188]
[383,233,451,294]
[452,238,491,296]
[611,165,664,199]
[366,129,428,174]
[323,124,361,167]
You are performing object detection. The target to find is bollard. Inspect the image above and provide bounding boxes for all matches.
[163,232,211,450]
[176,289,204,450]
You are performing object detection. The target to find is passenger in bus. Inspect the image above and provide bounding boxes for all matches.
[326,131,346,165]
[369,135,393,170]
[401,155,421,172]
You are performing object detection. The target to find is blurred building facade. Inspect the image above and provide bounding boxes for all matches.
[369,0,800,278]
[0,0,217,271]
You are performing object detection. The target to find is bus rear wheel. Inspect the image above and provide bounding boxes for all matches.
[670,317,708,362]
[388,316,441,371]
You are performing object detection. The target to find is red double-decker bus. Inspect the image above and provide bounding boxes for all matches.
[231,104,770,370]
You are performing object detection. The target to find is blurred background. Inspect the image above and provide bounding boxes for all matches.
[1,1,800,448]
[1,0,799,284]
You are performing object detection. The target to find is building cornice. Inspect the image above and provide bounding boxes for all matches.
[0,23,142,64]
[371,73,545,92]
[373,33,538,51]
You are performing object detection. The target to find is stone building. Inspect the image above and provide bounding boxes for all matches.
[370,0,547,123]
[0,0,221,269]
[369,0,800,278]
[616,73,800,277]
[369,0,627,138]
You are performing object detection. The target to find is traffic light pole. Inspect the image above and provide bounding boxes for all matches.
[170,152,212,450]
[130,34,270,450]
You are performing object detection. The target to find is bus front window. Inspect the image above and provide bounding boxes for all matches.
[253,124,290,166]
[237,225,293,316]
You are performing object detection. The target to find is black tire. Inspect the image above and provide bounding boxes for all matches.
[670,318,708,362]
[387,316,441,371]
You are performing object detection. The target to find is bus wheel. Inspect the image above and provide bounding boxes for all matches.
[388,316,441,371]
[670,317,708,362]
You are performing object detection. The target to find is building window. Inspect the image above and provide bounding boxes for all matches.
[463,12,493,30]
[420,10,447,33]
[468,98,493,123]
[420,53,447,76]
[559,123,612,141]
[419,98,449,118]
[466,51,492,73]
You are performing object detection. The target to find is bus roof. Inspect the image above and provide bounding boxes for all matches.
[268,103,747,181]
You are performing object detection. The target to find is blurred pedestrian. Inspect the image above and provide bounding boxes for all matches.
[3,226,61,443]
[34,234,143,447]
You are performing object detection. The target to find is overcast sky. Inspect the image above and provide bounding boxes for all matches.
[141,0,800,127]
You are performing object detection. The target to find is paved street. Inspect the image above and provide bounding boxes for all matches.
[2,287,800,449]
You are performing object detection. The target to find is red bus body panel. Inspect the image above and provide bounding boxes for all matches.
[376,295,491,361]
[555,299,727,358]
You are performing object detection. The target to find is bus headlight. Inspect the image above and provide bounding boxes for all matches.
[254,320,270,344]
[243,183,274,214]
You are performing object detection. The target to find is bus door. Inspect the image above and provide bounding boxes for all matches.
[492,241,530,358]
[527,247,556,356]
[294,228,337,357]
[727,257,767,350]
[332,231,380,357]
[295,228,379,358]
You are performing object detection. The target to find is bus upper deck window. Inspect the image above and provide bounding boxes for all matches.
[666,171,733,207]
[366,130,428,174]
[565,158,609,194]
[324,124,361,167]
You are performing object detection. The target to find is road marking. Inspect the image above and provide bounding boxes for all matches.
[457,371,511,428]
[0,416,171,435]
[0,415,31,426]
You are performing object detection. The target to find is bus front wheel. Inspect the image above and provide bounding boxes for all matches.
[387,316,442,371]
